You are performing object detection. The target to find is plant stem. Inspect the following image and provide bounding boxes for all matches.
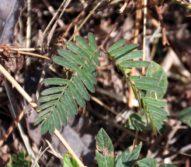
[54,129,85,167]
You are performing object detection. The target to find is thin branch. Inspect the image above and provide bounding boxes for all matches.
[69,0,104,41]
[0,109,24,147]
[32,146,49,167]
[4,80,36,161]
[41,0,67,45]
[42,0,65,28]
[54,129,85,167]
[46,140,63,159]
[18,51,50,60]
[0,46,50,60]
[0,64,37,108]
[10,47,42,52]
[142,0,147,74]
[47,0,72,46]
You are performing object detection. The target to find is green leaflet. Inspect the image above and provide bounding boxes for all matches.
[96,129,114,153]
[58,49,85,67]
[142,97,167,132]
[109,44,138,59]
[37,34,99,134]
[108,39,126,52]
[146,62,168,98]
[53,56,79,71]
[131,76,163,93]
[115,144,142,167]
[68,81,86,107]
[142,62,168,132]
[76,36,97,64]
[178,107,191,127]
[137,158,157,167]
[38,100,58,111]
[74,76,90,101]
[116,50,143,64]
[43,78,68,86]
[62,154,79,167]
[41,87,63,96]
[119,61,149,70]
[127,113,146,131]
[96,128,160,167]
[88,33,97,50]
[39,93,61,103]
[142,97,167,108]
[96,129,115,167]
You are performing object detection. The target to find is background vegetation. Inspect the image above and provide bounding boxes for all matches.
[0,0,191,166]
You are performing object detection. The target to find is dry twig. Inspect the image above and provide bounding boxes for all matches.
[54,129,85,167]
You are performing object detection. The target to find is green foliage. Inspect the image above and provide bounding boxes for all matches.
[37,34,99,134]
[178,107,191,127]
[115,144,142,167]
[127,113,146,131]
[7,152,31,167]
[96,128,115,167]
[37,35,168,135]
[137,158,157,167]
[107,40,168,133]
[62,154,79,167]
[96,128,158,167]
